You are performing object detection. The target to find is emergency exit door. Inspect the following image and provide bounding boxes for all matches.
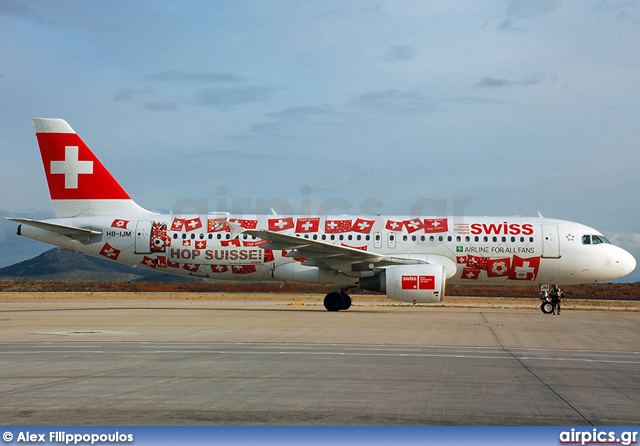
[135,220,152,254]
[541,224,560,258]
[387,231,396,249]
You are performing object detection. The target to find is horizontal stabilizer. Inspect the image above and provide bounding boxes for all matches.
[5,217,102,243]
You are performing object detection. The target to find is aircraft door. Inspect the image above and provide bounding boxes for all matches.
[387,231,396,249]
[135,220,153,254]
[541,224,560,258]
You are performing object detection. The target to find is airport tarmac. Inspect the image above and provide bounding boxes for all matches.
[0,297,639,425]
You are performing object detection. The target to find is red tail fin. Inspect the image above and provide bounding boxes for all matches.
[33,119,149,217]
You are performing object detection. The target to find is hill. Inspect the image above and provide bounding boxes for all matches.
[0,248,198,283]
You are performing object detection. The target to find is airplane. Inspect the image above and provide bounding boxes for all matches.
[5,118,636,311]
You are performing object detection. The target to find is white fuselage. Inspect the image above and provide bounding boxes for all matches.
[18,214,636,287]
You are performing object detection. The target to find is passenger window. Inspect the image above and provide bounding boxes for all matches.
[182,233,186,239]
[483,236,488,242]
[173,234,178,239]
[448,236,452,242]
[511,236,515,242]
[474,236,479,242]
[520,236,524,242]
[456,236,461,242]
[330,235,335,240]
[492,236,497,242]
[348,235,352,241]
[357,235,362,241]
[208,234,212,239]
[529,237,534,242]
[217,234,221,240]
[412,235,417,242]
[313,234,317,240]
[321,234,326,240]
[421,235,425,242]
[465,236,470,242]
[582,235,591,244]
[430,236,435,242]
[439,236,443,242]
[502,236,506,242]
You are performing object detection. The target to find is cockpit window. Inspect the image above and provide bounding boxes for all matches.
[582,234,611,245]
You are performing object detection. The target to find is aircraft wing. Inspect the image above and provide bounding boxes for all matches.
[243,229,425,272]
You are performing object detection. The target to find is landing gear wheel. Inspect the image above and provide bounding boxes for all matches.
[324,292,344,312]
[340,293,352,310]
[541,301,554,314]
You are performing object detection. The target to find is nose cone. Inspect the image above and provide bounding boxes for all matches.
[619,249,637,278]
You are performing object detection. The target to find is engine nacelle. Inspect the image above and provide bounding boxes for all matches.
[360,264,446,303]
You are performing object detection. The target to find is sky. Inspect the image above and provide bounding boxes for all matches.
[0,0,639,281]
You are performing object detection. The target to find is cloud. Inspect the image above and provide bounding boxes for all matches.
[147,71,245,83]
[250,106,335,137]
[183,149,238,158]
[265,105,334,121]
[506,0,559,17]
[0,0,39,20]
[495,19,523,32]
[473,71,557,88]
[608,231,640,251]
[453,96,508,105]
[349,89,433,113]
[143,101,178,111]
[113,87,154,101]
[194,86,274,109]
[382,45,416,62]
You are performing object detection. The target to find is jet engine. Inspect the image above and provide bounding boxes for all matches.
[360,264,446,303]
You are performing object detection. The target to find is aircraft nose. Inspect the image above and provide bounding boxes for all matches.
[619,249,637,278]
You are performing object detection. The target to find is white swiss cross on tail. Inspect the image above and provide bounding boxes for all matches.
[50,146,93,189]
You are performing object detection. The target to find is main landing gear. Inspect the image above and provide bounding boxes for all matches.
[323,291,352,312]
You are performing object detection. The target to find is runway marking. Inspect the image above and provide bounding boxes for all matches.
[1,348,639,364]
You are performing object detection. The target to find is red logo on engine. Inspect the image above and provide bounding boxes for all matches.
[402,275,435,290]
[401,275,418,289]
[419,275,435,290]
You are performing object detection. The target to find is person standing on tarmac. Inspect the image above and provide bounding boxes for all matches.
[549,284,564,315]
